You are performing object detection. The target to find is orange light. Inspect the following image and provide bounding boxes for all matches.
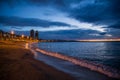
[25,43,29,49]
[11,31,14,34]
[27,36,29,39]
[21,34,24,38]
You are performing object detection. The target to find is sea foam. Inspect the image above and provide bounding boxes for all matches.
[36,48,120,79]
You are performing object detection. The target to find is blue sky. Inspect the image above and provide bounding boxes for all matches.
[0,0,120,40]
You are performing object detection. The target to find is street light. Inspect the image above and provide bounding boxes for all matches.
[27,36,29,39]
[11,30,14,39]
[11,31,14,35]
[21,34,24,38]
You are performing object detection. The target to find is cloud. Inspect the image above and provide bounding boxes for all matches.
[4,26,79,32]
[109,21,120,29]
[0,15,106,32]
[1,0,120,29]
[26,0,120,29]
[0,16,70,27]
[89,33,112,37]
[35,29,114,39]
[69,0,120,28]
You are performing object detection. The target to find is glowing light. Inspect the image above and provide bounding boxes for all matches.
[11,31,14,34]
[21,34,24,38]
[27,36,29,39]
[25,43,29,49]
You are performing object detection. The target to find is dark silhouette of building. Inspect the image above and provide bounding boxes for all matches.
[35,31,39,40]
[30,29,34,39]
[0,30,3,39]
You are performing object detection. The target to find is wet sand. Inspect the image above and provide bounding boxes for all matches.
[0,41,74,80]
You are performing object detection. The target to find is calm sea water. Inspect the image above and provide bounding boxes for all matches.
[37,42,120,70]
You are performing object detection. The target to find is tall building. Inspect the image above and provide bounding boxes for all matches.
[35,30,39,40]
[30,29,34,39]
[0,30,3,39]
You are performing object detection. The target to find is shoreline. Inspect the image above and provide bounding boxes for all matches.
[35,48,120,79]
[32,42,120,80]
[0,41,74,80]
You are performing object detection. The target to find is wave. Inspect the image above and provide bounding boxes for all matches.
[35,48,120,79]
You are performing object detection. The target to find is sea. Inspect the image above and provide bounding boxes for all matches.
[33,42,120,80]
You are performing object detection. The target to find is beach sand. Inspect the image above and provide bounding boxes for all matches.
[0,41,74,80]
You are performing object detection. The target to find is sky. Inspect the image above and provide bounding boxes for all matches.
[0,0,120,40]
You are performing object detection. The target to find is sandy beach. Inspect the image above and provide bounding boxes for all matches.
[0,41,74,80]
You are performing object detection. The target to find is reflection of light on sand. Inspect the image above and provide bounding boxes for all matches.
[25,43,29,49]
[29,43,38,57]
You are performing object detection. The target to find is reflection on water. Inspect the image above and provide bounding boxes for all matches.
[38,42,120,70]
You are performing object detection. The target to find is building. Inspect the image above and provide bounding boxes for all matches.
[0,30,3,40]
[30,29,34,39]
[35,30,39,40]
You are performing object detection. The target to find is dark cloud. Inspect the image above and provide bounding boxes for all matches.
[0,16,70,27]
[0,0,25,8]
[99,32,106,35]
[69,0,120,29]
[2,0,120,27]
[29,0,66,6]
[109,21,120,29]
[26,0,120,29]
